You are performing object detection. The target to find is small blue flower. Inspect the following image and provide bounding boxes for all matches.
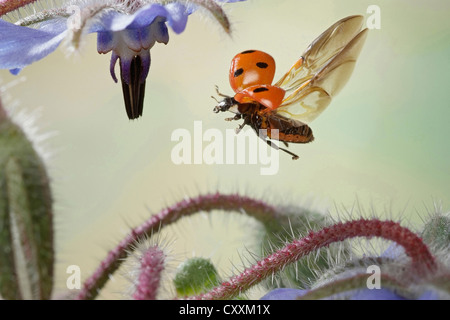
[260,287,408,300]
[91,3,189,119]
[0,0,245,119]
[261,243,444,300]
[260,288,308,300]
[345,288,407,300]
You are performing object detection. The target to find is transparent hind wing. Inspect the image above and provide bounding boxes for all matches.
[276,84,333,123]
[276,28,368,123]
[274,16,368,123]
[275,15,365,92]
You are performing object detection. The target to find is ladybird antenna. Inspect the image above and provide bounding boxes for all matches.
[214,85,230,98]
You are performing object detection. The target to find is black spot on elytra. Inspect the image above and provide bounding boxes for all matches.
[253,87,269,93]
[241,50,256,54]
[234,68,244,77]
[256,62,268,69]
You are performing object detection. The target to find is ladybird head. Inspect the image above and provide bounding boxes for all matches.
[213,96,237,114]
[229,50,276,93]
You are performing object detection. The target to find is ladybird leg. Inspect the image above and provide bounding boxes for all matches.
[235,123,245,134]
[235,124,244,134]
[282,141,289,148]
[225,114,241,121]
[264,139,299,160]
[235,118,250,134]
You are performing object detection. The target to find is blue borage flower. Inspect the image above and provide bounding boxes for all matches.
[260,286,439,300]
[260,287,410,300]
[0,0,245,119]
[260,244,443,300]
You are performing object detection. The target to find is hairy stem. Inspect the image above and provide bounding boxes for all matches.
[14,8,70,27]
[76,193,281,300]
[0,96,6,122]
[194,219,437,300]
[132,245,165,300]
[185,0,231,34]
[0,0,38,16]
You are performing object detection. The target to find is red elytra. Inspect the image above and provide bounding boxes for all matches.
[234,85,286,110]
[229,50,285,110]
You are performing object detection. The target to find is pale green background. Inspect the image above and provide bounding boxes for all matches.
[1,0,449,298]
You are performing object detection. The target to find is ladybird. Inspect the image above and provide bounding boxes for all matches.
[228,50,276,93]
[213,15,368,159]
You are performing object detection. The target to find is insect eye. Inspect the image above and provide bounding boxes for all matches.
[256,62,268,68]
[234,68,244,77]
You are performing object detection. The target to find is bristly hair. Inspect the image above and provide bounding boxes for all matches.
[121,231,178,300]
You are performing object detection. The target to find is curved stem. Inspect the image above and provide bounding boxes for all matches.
[132,245,165,300]
[0,95,7,122]
[0,0,38,16]
[14,8,69,27]
[76,193,281,300]
[194,219,437,300]
[184,0,231,34]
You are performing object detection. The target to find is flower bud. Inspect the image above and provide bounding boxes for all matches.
[174,257,220,296]
[422,213,450,249]
[0,99,53,299]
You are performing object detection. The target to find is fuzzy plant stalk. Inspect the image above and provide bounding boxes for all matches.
[132,245,166,300]
[258,205,336,289]
[0,0,39,16]
[78,191,445,300]
[77,193,284,300]
[193,219,437,300]
[0,95,54,300]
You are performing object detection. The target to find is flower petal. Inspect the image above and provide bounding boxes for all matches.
[260,288,308,300]
[418,290,440,300]
[109,51,119,83]
[9,68,22,75]
[382,243,405,259]
[89,3,188,34]
[148,18,169,46]
[163,2,188,34]
[97,31,115,54]
[138,50,151,83]
[122,29,148,52]
[349,288,406,300]
[0,18,67,71]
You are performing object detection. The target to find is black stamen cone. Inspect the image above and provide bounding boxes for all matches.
[120,56,146,120]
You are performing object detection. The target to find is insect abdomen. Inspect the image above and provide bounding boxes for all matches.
[268,126,314,143]
[264,115,314,143]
